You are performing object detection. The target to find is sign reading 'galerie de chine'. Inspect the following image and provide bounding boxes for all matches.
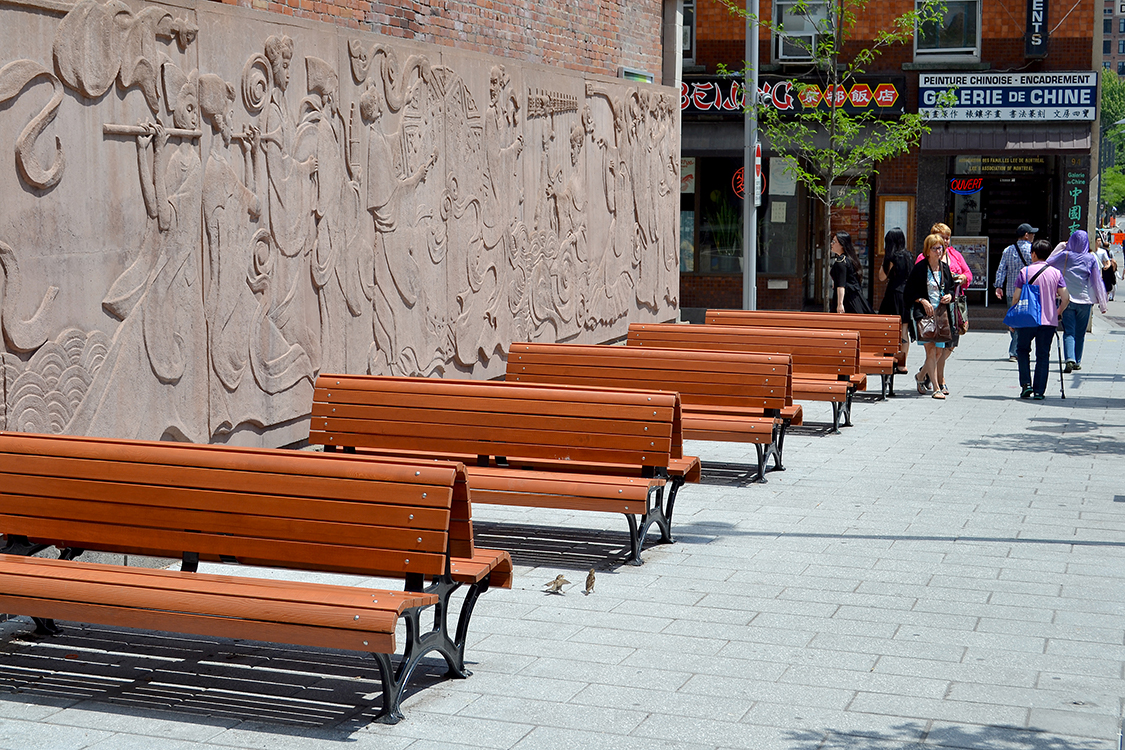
[919,72,1097,121]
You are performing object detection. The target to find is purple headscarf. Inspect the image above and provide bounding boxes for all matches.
[1047,230,1108,309]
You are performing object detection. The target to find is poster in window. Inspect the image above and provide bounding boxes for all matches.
[949,236,989,291]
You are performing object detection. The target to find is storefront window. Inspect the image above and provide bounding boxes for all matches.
[697,157,744,273]
[682,0,695,63]
[774,0,831,61]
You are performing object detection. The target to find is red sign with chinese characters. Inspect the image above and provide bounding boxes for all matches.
[681,76,906,116]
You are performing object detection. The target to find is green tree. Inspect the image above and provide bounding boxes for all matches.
[1101,72,1125,150]
[718,0,949,309]
[1101,166,1125,212]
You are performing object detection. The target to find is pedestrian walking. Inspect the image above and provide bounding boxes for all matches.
[1046,230,1108,372]
[994,223,1036,361]
[1094,236,1116,302]
[878,226,912,374]
[905,233,955,399]
[830,231,873,314]
[1011,240,1069,400]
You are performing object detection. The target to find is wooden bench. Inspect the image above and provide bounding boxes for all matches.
[505,342,797,479]
[0,432,512,725]
[706,310,902,398]
[309,375,701,564]
[627,323,862,432]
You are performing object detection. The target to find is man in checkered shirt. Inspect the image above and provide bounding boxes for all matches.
[994,223,1037,361]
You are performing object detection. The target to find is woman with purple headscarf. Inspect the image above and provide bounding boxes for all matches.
[1047,230,1108,372]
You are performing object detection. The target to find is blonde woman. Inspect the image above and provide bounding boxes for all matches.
[904,234,955,399]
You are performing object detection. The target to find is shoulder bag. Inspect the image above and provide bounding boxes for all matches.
[916,266,952,343]
[1002,265,1050,328]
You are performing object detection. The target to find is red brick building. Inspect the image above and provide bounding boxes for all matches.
[680,0,1097,312]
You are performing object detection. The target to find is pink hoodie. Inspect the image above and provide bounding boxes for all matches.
[915,247,973,288]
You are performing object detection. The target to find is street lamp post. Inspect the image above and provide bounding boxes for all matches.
[742,0,759,310]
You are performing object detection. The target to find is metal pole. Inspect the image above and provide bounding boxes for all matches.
[743,0,759,310]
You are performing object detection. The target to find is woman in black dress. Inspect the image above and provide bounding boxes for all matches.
[878,227,912,374]
[829,231,872,314]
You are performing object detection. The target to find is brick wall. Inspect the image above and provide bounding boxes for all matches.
[682,275,806,309]
[212,0,667,82]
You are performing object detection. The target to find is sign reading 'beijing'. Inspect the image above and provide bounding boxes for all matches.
[918,72,1096,121]
[681,76,905,116]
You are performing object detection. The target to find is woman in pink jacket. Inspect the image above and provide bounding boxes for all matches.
[914,223,972,392]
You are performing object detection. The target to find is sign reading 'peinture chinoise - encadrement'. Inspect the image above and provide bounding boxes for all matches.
[918,72,1097,121]
[0,0,679,447]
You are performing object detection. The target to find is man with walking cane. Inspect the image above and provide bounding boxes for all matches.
[1007,240,1069,401]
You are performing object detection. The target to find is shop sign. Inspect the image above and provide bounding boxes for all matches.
[1025,0,1048,58]
[918,72,1096,121]
[949,177,983,195]
[955,156,1047,174]
[681,76,906,116]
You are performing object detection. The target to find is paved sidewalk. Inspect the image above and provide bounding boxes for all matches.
[2,303,1124,750]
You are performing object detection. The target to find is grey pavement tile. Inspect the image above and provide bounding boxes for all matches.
[0,693,75,721]
[778,664,949,699]
[741,702,930,739]
[846,692,1028,726]
[569,682,752,723]
[510,725,717,750]
[631,713,795,749]
[456,694,649,734]
[1025,708,1122,740]
[679,673,855,710]
[893,625,1046,654]
[43,704,234,741]
[977,619,1123,645]
[946,682,1120,716]
[0,719,115,750]
[807,633,967,663]
[872,655,1038,688]
[960,648,1123,679]
[515,656,693,690]
[567,625,728,656]
[833,606,978,632]
[925,722,1114,750]
[470,634,634,665]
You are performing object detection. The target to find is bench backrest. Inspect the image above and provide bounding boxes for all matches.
[627,323,860,380]
[310,375,680,470]
[706,310,899,357]
[0,432,468,576]
[506,342,793,411]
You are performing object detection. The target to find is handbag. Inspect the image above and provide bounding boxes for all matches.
[953,284,969,335]
[917,303,952,343]
[1002,265,1050,328]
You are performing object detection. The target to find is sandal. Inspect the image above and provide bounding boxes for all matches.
[894,366,909,375]
[916,373,929,394]
[932,391,946,400]
[939,383,949,395]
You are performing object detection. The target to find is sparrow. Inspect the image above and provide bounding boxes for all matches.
[584,568,596,595]
[543,574,570,594]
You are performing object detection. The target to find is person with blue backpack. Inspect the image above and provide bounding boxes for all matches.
[1007,240,1070,400]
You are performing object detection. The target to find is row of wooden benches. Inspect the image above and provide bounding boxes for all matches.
[0,310,900,725]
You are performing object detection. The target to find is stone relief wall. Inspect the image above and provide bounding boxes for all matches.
[0,0,679,446]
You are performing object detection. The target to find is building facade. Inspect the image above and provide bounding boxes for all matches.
[680,0,1097,312]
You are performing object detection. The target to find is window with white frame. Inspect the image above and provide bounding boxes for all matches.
[915,0,980,58]
[774,0,831,61]
[683,0,695,63]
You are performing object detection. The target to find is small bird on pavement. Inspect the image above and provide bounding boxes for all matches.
[584,568,596,595]
[544,574,570,594]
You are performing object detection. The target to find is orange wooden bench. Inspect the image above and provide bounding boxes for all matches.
[309,375,700,564]
[505,342,797,479]
[627,323,862,432]
[0,432,511,725]
[705,310,902,398]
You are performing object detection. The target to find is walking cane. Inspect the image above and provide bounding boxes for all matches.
[1055,331,1066,400]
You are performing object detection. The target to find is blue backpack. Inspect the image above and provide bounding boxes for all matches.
[1002,265,1049,328]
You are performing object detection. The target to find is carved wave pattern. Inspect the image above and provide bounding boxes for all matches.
[2,329,110,433]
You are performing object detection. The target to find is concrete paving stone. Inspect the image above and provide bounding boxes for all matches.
[749,612,899,640]
[778,588,917,611]
[1025,708,1123,740]
[976,619,1123,645]
[629,713,795,750]
[520,606,674,634]
[433,671,587,703]
[515,656,693,690]
[925,721,1115,750]
[807,633,968,663]
[713,643,879,672]
[960,648,1123,679]
[621,645,794,680]
[325,711,537,749]
[1052,610,1125,631]
[872,655,1038,688]
[893,625,1046,653]
[833,606,979,632]
[741,702,930,740]
[609,599,759,626]
[568,682,753,723]
[945,682,1120,716]
[510,724,718,750]
[1044,639,1125,661]
[568,625,729,656]
[845,692,1028,726]
[43,703,234,741]
[456,693,650,734]
[802,566,935,586]
[856,582,991,605]
[989,591,1125,616]
[1035,671,1125,697]
[0,693,75,721]
[468,615,587,640]
[778,664,949,699]
[694,593,839,619]
[470,635,634,665]
[679,673,856,710]
[0,718,115,750]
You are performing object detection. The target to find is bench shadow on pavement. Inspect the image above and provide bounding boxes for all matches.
[0,619,455,735]
[471,521,641,570]
[786,721,1106,750]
